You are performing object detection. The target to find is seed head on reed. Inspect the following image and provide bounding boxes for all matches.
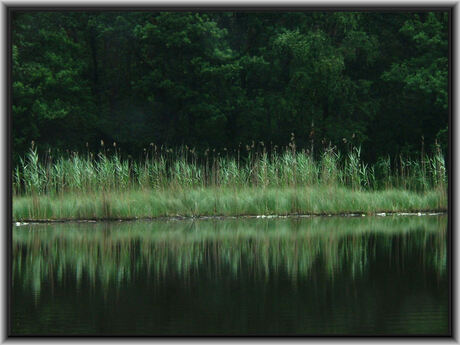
[13,138,447,199]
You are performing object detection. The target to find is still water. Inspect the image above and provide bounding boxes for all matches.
[12,215,448,336]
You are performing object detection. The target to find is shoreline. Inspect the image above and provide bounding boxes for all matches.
[13,209,447,225]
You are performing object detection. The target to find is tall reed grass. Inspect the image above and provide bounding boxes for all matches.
[12,141,447,220]
[13,141,447,197]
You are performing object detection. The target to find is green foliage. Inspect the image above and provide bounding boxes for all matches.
[12,12,449,165]
[13,186,446,221]
[13,143,447,197]
[12,142,447,220]
[12,13,95,162]
[382,13,448,110]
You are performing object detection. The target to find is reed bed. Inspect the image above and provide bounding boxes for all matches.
[12,141,447,220]
[13,186,446,221]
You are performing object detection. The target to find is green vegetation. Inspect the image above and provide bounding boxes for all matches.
[12,11,449,221]
[13,216,447,291]
[13,143,446,221]
[12,187,447,221]
[11,11,450,337]
[12,12,448,165]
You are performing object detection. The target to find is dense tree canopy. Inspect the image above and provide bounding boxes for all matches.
[12,11,449,164]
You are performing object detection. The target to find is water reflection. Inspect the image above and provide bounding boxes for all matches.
[12,216,448,335]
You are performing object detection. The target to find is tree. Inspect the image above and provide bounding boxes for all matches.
[12,12,95,161]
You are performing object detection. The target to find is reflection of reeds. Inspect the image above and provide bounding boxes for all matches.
[13,216,447,292]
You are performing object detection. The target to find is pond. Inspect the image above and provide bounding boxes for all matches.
[12,215,449,336]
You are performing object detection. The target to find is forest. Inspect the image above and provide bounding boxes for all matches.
[12,11,449,165]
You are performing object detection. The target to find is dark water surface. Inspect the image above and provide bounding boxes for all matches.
[12,215,448,336]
